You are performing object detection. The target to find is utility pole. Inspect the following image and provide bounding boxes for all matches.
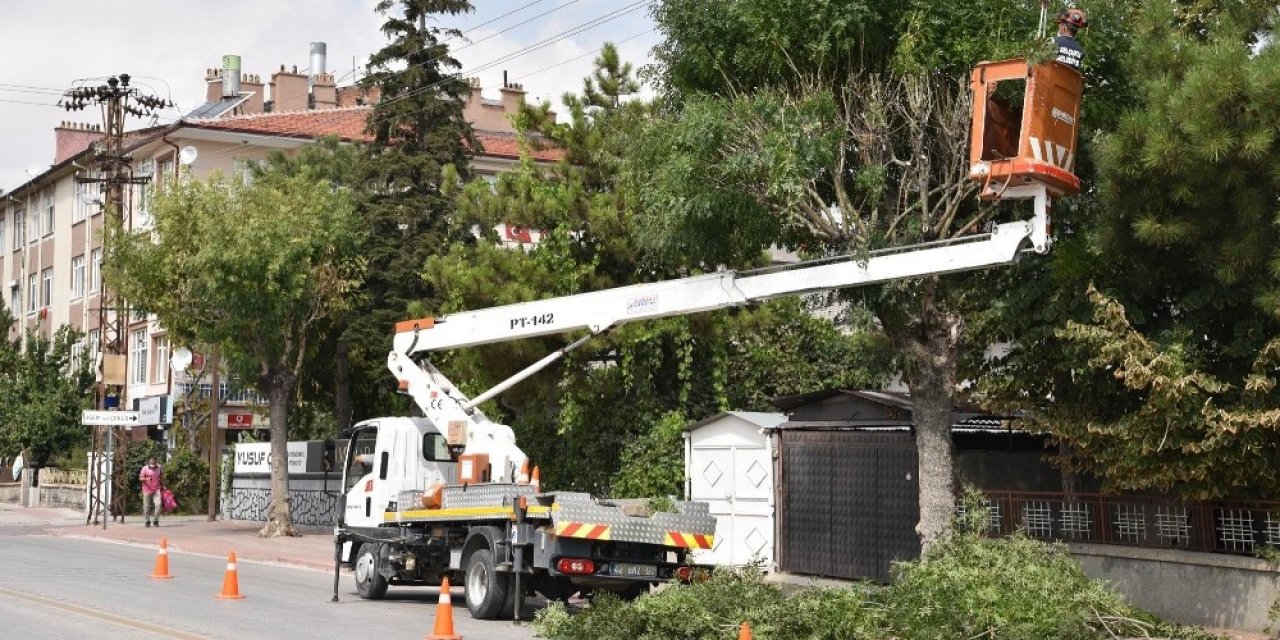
[61,75,170,527]
[208,345,221,521]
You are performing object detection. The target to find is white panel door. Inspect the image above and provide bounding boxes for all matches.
[688,443,774,567]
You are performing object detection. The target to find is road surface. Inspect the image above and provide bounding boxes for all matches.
[0,533,541,640]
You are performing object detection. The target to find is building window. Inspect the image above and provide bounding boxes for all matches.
[131,328,148,385]
[43,190,54,237]
[41,268,52,307]
[88,329,100,362]
[13,211,23,250]
[71,254,85,299]
[154,335,169,385]
[0,216,5,250]
[90,248,102,292]
[70,339,84,373]
[26,273,36,313]
[9,283,18,315]
[73,179,88,223]
[29,203,40,241]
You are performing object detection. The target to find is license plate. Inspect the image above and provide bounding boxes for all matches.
[611,563,657,578]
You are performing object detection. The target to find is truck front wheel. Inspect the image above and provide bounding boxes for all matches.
[354,543,389,600]
[464,548,510,619]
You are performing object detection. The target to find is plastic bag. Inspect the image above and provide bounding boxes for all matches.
[161,488,178,513]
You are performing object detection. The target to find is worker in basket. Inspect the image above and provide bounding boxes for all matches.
[1054,7,1088,70]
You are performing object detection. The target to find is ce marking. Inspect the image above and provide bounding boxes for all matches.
[428,398,445,411]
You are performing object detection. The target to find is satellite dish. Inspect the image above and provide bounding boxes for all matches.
[171,347,193,372]
[25,164,47,178]
[178,146,199,166]
[11,453,23,481]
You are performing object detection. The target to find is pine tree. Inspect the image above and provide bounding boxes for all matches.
[339,0,476,425]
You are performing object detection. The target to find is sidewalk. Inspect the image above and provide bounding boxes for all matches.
[0,503,339,572]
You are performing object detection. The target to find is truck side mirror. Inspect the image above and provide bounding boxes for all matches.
[322,439,336,472]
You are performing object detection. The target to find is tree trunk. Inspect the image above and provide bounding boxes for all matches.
[911,355,957,554]
[334,339,352,432]
[260,372,298,537]
[882,279,961,555]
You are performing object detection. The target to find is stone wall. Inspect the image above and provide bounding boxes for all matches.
[0,482,19,504]
[1071,543,1279,633]
[35,484,86,510]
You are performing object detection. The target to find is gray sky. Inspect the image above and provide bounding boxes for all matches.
[0,0,659,191]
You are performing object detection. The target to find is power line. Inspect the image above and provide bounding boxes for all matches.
[182,4,653,165]
[335,0,555,85]
[0,97,61,107]
[448,0,550,44]
[185,25,654,169]
[371,0,651,114]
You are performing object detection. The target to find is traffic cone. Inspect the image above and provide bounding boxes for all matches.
[425,576,462,640]
[215,551,245,599]
[150,538,173,579]
[516,459,530,484]
[530,466,542,493]
[738,621,752,640]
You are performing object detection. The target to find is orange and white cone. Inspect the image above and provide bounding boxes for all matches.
[150,537,173,579]
[425,576,462,640]
[516,460,530,484]
[738,621,752,640]
[215,551,245,599]
[530,466,542,493]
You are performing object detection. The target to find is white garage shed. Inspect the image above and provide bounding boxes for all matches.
[683,411,785,569]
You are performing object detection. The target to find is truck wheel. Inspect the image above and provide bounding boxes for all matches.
[354,544,389,600]
[464,548,511,620]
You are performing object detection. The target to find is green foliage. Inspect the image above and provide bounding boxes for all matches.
[124,442,208,515]
[0,307,94,466]
[979,0,1280,499]
[534,525,1216,640]
[427,48,891,497]
[108,144,366,394]
[610,411,686,498]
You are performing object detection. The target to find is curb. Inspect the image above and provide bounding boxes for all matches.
[49,530,342,574]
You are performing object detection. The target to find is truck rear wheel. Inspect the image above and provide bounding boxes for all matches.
[354,543,389,600]
[464,548,510,619]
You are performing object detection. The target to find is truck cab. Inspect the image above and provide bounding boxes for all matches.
[340,417,456,529]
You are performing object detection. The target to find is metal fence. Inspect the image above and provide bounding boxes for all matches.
[967,491,1280,555]
[225,487,340,528]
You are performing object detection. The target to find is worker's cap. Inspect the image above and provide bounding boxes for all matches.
[1057,7,1088,30]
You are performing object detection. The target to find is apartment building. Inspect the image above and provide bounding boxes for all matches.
[1,47,563,444]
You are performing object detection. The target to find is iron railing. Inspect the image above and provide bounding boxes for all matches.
[966,491,1280,556]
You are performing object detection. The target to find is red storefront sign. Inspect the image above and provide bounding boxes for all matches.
[226,413,254,429]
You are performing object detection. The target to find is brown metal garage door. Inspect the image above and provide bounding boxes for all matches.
[777,430,921,582]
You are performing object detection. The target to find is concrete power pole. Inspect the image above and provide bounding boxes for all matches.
[60,75,171,527]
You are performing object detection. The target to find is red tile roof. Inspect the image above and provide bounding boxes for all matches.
[184,107,565,161]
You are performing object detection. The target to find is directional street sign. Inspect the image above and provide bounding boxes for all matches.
[81,410,141,426]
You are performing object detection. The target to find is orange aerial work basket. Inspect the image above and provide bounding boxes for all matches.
[969,58,1084,201]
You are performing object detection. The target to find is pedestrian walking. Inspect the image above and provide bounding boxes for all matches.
[139,457,164,527]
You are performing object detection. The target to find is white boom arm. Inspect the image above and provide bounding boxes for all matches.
[387,187,1051,482]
